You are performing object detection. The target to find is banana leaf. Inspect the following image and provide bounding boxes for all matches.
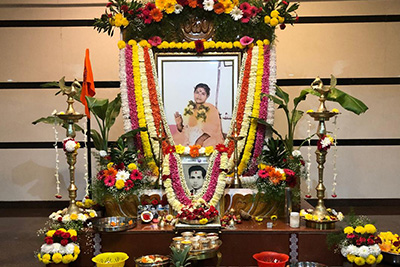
[32,116,84,133]
[105,93,122,129]
[86,96,109,121]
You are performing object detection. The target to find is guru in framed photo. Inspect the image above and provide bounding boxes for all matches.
[156,53,240,147]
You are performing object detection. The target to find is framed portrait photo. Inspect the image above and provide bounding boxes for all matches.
[181,156,209,197]
[156,52,241,147]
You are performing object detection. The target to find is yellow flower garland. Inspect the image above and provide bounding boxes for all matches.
[132,45,157,173]
[238,42,264,173]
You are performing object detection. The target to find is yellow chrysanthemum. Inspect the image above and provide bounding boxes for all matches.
[376,254,383,263]
[182,42,189,50]
[70,213,78,220]
[58,228,67,232]
[74,245,81,255]
[175,42,183,49]
[128,40,137,46]
[52,253,63,264]
[107,162,114,169]
[155,0,166,10]
[127,163,137,171]
[169,42,177,49]
[68,229,77,237]
[199,218,208,224]
[365,255,376,265]
[46,230,56,237]
[224,2,234,13]
[344,226,354,234]
[42,254,51,264]
[258,163,267,170]
[37,253,42,261]
[364,224,377,234]
[263,39,270,45]
[256,40,263,46]
[89,211,96,218]
[232,0,239,5]
[164,2,176,14]
[354,256,365,266]
[62,254,74,264]
[139,40,150,48]
[278,16,284,24]
[205,146,214,156]
[175,144,185,154]
[208,41,216,48]
[75,142,80,149]
[115,179,125,190]
[188,41,195,49]
[355,226,366,234]
[270,17,279,27]
[264,15,271,24]
[347,254,356,263]
[270,10,279,18]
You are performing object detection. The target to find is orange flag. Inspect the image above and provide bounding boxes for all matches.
[81,49,96,118]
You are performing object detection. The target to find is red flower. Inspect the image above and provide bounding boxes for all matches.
[162,174,170,181]
[148,36,162,47]
[356,237,366,246]
[54,230,63,237]
[280,23,286,30]
[71,235,78,242]
[161,198,168,206]
[177,0,188,6]
[285,174,297,187]
[164,144,176,154]
[300,159,305,166]
[104,175,116,187]
[61,232,71,239]
[115,162,125,170]
[195,40,204,53]
[150,8,163,22]
[130,169,143,180]
[107,13,113,18]
[151,199,159,206]
[124,179,134,191]
[60,239,69,246]
[216,144,228,153]
[45,237,53,245]
[106,2,113,7]
[213,2,225,14]
[331,194,337,198]
[97,170,105,180]
[121,4,129,12]
[347,233,356,239]
[258,169,269,179]
[367,238,375,245]
[295,16,299,22]
[239,2,251,12]
[142,200,149,206]
[250,6,259,17]
[57,217,63,222]
[55,194,62,199]
[282,0,288,5]
[142,213,151,221]
[305,194,311,198]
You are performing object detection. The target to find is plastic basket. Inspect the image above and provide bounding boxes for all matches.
[253,251,289,267]
[92,252,129,267]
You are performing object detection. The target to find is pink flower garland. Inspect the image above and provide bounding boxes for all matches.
[125,45,143,152]
[245,45,271,175]
[169,153,192,205]
[202,153,222,202]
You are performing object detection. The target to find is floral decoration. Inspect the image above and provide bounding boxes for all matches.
[317,134,334,151]
[48,208,97,232]
[95,0,299,43]
[37,228,80,265]
[300,208,344,223]
[329,215,382,266]
[176,199,219,224]
[63,137,80,153]
[378,231,400,254]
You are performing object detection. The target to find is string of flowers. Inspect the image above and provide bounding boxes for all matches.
[238,41,264,174]
[83,118,90,198]
[306,119,312,198]
[52,112,61,199]
[174,144,214,157]
[332,114,338,198]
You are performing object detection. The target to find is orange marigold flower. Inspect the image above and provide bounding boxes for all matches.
[150,8,163,22]
[269,169,283,185]
[189,145,201,158]
[265,165,274,173]
[188,0,197,8]
[213,2,225,14]
[104,168,117,177]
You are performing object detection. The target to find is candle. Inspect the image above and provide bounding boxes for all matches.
[290,212,300,228]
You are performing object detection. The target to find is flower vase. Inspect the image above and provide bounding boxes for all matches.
[284,187,292,224]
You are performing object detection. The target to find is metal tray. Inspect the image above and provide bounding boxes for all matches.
[93,216,136,232]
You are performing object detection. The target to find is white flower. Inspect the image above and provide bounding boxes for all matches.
[203,0,214,11]
[347,245,358,255]
[62,214,71,223]
[49,212,57,219]
[199,147,206,154]
[358,245,371,258]
[337,212,344,221]
[99,150,108,157]
[65,243,76,255]
[65,140,77,152]
[320,137,332,148]
[370,244,381,257]
[41,244,53,254]
[184,146,190,155]
[78,213,87,222]
[341,246,349,257]
[52,109,57,115]
[275,168,285,175]
[230,6,243,21]
[174,4,183,14]
[116,170,130,181]
[292,150,301,157]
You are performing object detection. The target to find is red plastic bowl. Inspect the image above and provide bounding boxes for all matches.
[253,251,289,267]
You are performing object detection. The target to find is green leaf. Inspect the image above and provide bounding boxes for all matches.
[293,89,312,108]
[267,94,284,107]
[41,82,60,88]
[105,94,122,129]
[291,110,304,128]
[287,3,300,13]
[86,96,109,121]
[121,127,147,139]
[275,85,289,104]
[250,116,283,141]
[90,129,103,151]
[327,88,368,115]
[330,74,337,89]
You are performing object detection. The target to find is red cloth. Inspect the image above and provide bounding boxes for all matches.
[81,49,96,118]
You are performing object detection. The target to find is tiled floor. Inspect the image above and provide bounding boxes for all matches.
[1,215,400,267]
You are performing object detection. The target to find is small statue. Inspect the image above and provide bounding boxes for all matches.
[59,76,81,98]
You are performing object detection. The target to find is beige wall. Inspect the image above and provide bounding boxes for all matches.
[0,0,399,200]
